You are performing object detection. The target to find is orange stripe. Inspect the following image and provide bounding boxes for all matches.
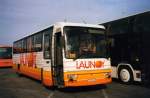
[0,59,13,67]
[42,70,53,86]
[64,69,112,74]
[13,64,53,87]
[19,65,41,80]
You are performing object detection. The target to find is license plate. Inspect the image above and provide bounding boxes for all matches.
[88,78,96,82]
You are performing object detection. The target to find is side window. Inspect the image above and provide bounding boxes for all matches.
[23,38,27,52]
[14,39,27,53]
[18,40,23,53]
[43,28,53,59]
[31,36,34,52]
[27,37,32,52]
[13,42,18,54]
[26,33,43,52]
[44,32,50,59]
[34,33,43,52]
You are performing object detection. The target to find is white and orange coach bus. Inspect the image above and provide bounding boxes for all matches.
[13,22,112,88]
[0,45,13,67]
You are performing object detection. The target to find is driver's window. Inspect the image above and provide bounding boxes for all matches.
[79,34,96,55]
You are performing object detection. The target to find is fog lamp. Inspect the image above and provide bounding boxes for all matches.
[67,74,77,81]
[105,72,111,78]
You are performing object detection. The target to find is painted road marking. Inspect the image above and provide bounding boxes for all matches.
[47,92,54,98]
[102,89,109,98]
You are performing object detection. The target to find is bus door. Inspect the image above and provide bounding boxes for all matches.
[53,32,64,87]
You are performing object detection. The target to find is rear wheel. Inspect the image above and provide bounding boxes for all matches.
[118,67,133,84]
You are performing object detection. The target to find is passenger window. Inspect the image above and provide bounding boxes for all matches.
[23,39,27,52]
[13,42,18,53]
[34,33,43,52]
[44,33,50,59]
[27,37,32,52]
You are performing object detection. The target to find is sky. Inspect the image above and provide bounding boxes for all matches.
[0,0,150,45]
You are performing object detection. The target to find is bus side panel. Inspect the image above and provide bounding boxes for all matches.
[0,59,13,67]
[141,32,150,83]
[13,53,41,80]
[13,52,53,86]
[135,12,150,84]
[20,65,41,80]
[63,69,112,87]
[13,54,20,72]
[13,63,53,86]
[42,70,53,86]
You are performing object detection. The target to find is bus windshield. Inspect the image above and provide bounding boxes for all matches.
[64,26,107,59]
[0,47,12,59]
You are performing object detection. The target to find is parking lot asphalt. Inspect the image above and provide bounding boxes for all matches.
[0,68,150,98]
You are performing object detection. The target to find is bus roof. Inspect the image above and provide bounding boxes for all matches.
[0,45,12,48]
[14,22,105,43]
[55,22,105,29]
[100,11,150,25]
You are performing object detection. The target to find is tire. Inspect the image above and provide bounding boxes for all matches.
[118,66,133,84]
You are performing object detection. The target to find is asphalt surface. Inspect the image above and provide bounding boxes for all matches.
[0,68,150,98]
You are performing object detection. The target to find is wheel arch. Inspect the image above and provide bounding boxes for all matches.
[116,63,134,79]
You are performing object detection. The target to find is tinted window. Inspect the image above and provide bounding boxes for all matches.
[43,28,53,59]
[27,37,32,52]
[0,47,12,59]
[64,26,106,59]
[34,33,43,52]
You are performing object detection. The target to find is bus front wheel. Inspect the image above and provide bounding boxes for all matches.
[118,66,133,84]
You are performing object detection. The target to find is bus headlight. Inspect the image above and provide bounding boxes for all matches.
[105,72,111,78]
[67,74,77,81]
